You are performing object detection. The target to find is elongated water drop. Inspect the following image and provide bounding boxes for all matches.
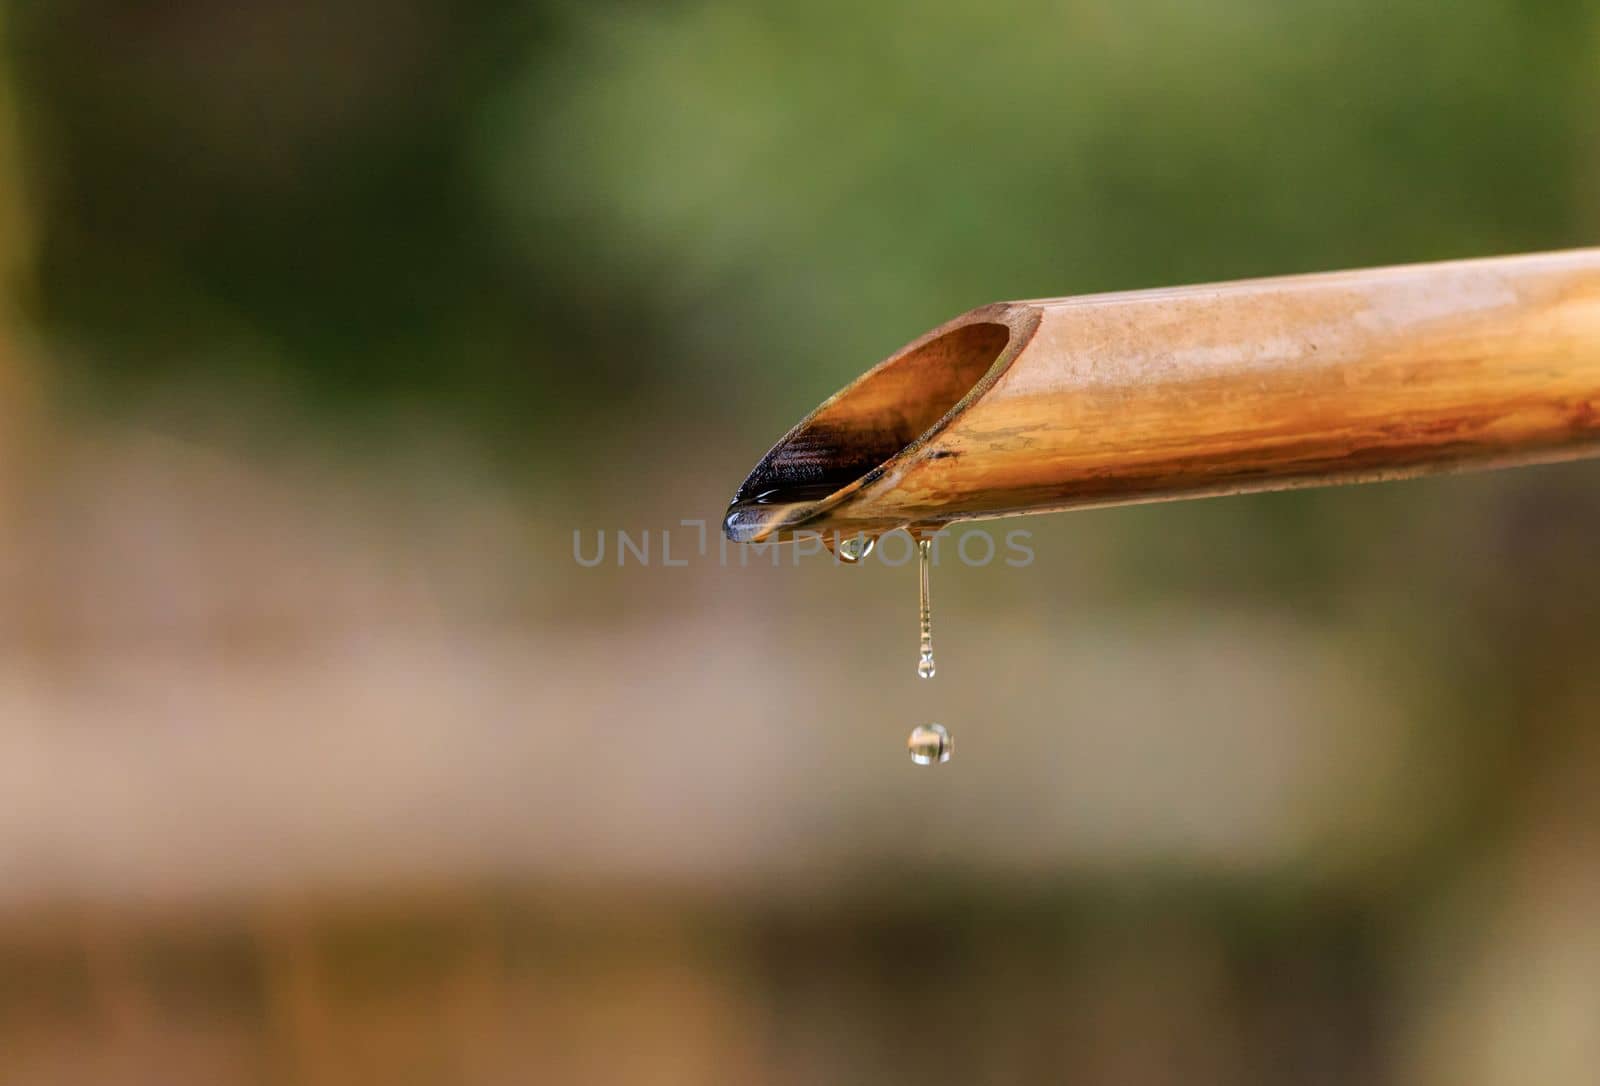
[916,538,935,678]
[908,723,952,765]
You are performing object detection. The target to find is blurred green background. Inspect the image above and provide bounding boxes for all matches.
[1,1,1599,1083]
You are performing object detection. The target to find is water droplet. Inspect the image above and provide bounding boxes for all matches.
[916,538,935,678]
[908,723,952,765]
[832,533,875,563]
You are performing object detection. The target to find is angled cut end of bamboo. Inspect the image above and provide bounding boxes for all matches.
[723,304,1040,543]
[724,248,1600,544]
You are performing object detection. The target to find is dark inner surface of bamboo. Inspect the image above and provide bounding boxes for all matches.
[723,321,1011,541]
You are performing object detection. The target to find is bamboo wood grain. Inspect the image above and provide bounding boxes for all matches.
[724,248,1600,543]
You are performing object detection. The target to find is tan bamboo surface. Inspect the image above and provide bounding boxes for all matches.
[724,248,1600,543]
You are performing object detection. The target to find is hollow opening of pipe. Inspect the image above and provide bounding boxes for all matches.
[725,320,1012,541]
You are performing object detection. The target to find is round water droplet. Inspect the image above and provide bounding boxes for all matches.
[917,653,936,679]
[834,534,875,563]
[908,723,952,765]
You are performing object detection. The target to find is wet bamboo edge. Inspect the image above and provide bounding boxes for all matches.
[725,248,1600,543]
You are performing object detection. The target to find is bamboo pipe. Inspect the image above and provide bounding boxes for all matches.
[724,248,1600,544]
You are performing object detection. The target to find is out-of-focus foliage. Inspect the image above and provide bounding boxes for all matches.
[494,0,1592,395]
[10,0,1597,436]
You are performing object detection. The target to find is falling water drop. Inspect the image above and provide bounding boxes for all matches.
[908,723,952,765]
[916,538,936,678]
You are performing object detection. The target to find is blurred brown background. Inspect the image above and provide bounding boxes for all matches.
[1,2,1599,1083]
